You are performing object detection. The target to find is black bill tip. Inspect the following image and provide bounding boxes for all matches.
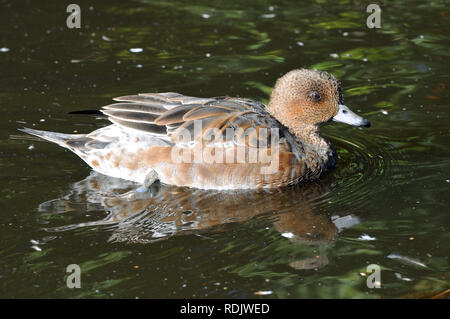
[361,119,371,128]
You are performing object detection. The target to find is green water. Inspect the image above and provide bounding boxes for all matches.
[1,0,449,298]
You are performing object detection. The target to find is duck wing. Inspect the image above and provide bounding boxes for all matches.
[100,93,287,149]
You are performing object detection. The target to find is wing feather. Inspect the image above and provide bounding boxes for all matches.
[102,110,159,123]
[113,94,179,108]
[183,106,233,121]
[154,104,202,125]
[102,102,168,114]
[109,117,167,135]
[94,92,292,151]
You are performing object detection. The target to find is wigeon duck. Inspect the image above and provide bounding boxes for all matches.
[21,69,370,190]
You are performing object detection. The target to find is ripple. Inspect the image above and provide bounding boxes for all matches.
[313,130,412,211]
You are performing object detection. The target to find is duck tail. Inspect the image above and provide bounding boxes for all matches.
[18,127,84,149]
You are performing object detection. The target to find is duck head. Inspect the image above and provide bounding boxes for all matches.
[267,69,370,142]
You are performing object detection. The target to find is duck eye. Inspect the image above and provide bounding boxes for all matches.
[310,92,322,102]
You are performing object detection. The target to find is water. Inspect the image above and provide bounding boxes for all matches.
[1,0,449,298]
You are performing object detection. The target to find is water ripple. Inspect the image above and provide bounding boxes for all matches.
[313,130,412,210]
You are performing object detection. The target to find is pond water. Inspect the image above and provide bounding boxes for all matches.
[0,0,449,298]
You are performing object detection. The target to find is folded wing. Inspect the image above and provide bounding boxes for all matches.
[100,93,284,149]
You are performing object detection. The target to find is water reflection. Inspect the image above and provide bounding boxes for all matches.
[37,171,360,270]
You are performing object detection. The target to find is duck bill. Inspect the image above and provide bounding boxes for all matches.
[332,104,370,128]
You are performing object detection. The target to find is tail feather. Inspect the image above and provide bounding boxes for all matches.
[18,127,85,149]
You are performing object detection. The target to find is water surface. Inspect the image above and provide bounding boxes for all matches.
[1,0,449,298]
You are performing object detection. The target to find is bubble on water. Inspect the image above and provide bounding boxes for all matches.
[130,48,143,53]
[205,53,211,57]
[102,35,112,42]
[381,110,388,115]
[395,273,412,282]
[28,144,35,150]
[0,47,10,52]
[201,13,210,19]
[330,53,339,58]
[296,41,304,47]
[31,245,42,252]
[359,233,376,241]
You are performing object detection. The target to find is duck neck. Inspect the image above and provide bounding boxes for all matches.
[292,124,336,170]
[267,105,330,153]
[292,124,330,152]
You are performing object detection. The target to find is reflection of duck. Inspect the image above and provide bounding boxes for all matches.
[21,69,370,190]
[38,172,360,270]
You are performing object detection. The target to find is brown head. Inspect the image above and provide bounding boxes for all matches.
[267,69,370,142]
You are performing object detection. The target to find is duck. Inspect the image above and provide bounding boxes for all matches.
[21,69,370,190]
